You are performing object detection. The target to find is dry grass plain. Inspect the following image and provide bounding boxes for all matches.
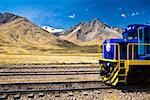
[0,42,100,64]
[0,53,99,64]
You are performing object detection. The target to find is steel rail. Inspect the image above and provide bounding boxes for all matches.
[0,80,103,85]
[0,63,98,66]
[0,87,112,94]
[0,66,99,69]
[0,72,99,76]
[0,70,99,73]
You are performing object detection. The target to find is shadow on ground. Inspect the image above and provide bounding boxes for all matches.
[116,83,150,93]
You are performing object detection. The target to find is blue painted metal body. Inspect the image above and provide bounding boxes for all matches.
[103,24,150,60]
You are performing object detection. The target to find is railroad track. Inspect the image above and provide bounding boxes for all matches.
[0,64,105,99]
[0,72,99,76]
[0,81,111,94]
[0,65,99,73]
[0,69,99,75]
[0,80,112,99]
[0,64,100,83]
[0,64,99,69]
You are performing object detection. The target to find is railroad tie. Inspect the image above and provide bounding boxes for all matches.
[68,92,74,96]
[28,93,34,98]
[38,93,44,97]
[13,94,21,99]
[94,90,101,94]
[55,93,60,97]
[0,94,8,100]
[83,91,88,96]
[107,90,113,93]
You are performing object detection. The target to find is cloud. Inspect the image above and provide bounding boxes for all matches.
[141,10,145,15]
[68,14,76,19]
[131,13,136,16]
[118,8,122,10]
[136,12,139,15]
[121,13,127,18]
[131,12,139,16]
[85,8,89,11]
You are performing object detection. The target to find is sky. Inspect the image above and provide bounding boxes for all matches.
[0,0,150,29]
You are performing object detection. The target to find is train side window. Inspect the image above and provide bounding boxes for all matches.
[144,28,150,42]
[128,32,134,40]
[139,29,143,41]
[133,31,138,39]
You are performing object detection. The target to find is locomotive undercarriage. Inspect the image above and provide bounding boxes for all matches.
[127,65,150,84]
[99,59,150,86]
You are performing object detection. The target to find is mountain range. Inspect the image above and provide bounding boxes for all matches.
[0,13,76,54]
[59,18,122,45]
[0,12,122,54]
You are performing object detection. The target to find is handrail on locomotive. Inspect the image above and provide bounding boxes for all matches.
[99,43,150,61]
[127,43,150,60]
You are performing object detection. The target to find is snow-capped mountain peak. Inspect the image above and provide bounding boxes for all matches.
[42,26,64,33]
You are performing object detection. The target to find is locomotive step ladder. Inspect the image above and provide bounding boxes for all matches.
[107,61,126,86]
[118,61,127,84]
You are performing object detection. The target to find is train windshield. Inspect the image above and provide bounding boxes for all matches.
[123,31,138,40]
[128,31,138,40]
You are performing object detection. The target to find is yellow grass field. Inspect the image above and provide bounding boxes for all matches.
[0,53,100,64]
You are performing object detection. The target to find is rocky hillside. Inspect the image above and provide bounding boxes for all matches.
[59,18,122,45]
[0,13,76,54]
[0,13,21,24]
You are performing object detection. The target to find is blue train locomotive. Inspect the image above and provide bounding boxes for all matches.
[99,24,150,86]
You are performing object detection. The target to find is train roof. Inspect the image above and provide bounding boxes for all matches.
[123,24,150,34]
[127,24,150,28]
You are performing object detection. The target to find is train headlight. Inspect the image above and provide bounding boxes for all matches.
[106,42,111,52]
[107,62,110,66]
